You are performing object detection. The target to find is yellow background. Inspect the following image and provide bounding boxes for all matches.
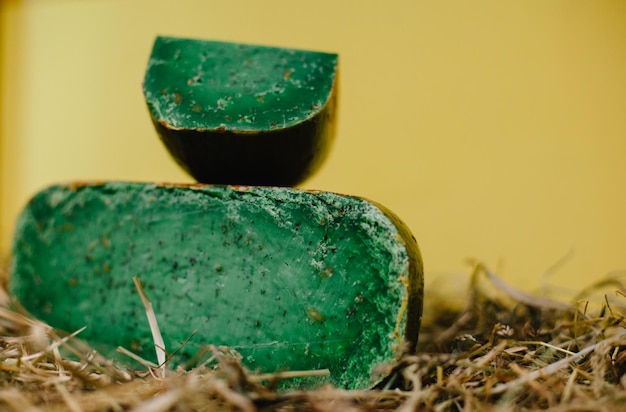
[1,0,625,295]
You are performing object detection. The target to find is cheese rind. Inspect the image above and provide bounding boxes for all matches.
[11,182,422,389]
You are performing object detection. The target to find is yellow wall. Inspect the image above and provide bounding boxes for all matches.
[2,0,626,295]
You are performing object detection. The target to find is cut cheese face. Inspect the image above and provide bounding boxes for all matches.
[144,37,338,132]
[11,182,422,389]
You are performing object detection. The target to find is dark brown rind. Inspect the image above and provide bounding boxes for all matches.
[372,201,424,354]
[151,83,337,187]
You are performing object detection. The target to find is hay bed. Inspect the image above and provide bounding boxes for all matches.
[0,261,625,411]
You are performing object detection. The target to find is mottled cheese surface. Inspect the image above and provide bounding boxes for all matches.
[11,182,422,389]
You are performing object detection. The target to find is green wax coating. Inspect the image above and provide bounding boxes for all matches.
[11,183,423,389]
[142,37,339,186]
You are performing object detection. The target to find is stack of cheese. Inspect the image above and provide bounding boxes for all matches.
[10,37,423,390]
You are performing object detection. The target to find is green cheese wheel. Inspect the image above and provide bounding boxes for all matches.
[10,182,423,389]
[143,37,339,186]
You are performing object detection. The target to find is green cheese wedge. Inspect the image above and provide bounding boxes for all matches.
[10,182,422,389]
[143,37,339,186]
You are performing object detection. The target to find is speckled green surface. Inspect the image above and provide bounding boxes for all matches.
[144,37,338,132]
[11,182,423,389]
[142,37,339,186]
